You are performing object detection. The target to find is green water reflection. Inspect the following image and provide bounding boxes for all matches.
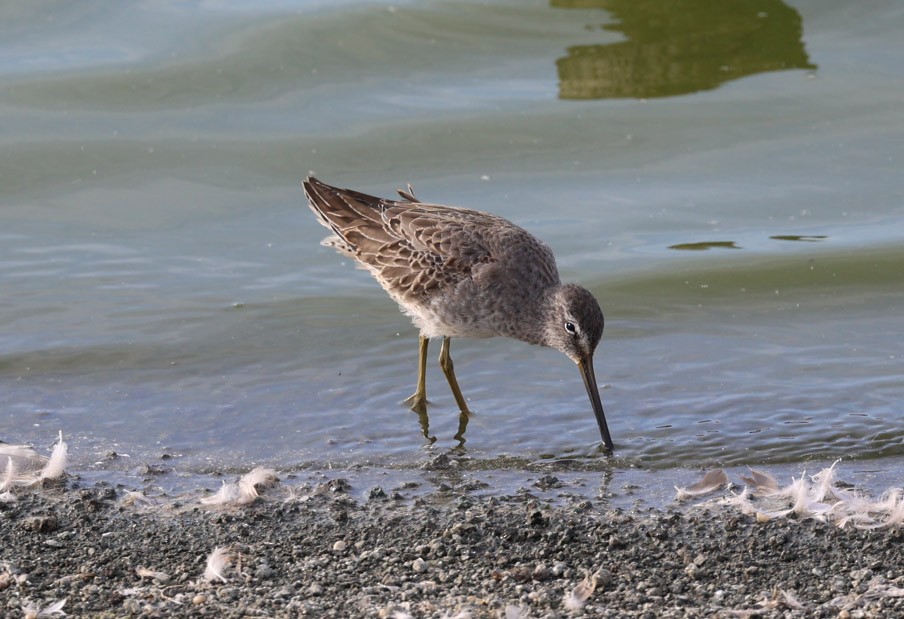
[770,235,828,242]
[552,0,816,99]
[668,241,741,251]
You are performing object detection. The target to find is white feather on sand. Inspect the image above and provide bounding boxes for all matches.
[39,432,68,481]
[202,547,232,583]
[720,487,757,516]
[22,598,67,618]
[739,468,779,495]
[0,444,47,473]
[0,432,68,489]
[674,469,730,501]
[201,467,278,506]
[699,462,904,531]
[563,571,597,610]
[809,460,840,503]
[504,605,531,618]
[1,457,16,492]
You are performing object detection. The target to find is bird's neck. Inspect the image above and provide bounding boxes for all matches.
[504,285,560,348]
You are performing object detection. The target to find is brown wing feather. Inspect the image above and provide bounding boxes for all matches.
[304,177,510,302]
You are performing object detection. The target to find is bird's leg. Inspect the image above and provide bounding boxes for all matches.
[453,410,470,448]
[414,406,437,445]
[438,336,472,414]
[404,335,429,415]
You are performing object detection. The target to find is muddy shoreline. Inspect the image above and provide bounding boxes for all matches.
[3,466,904,618]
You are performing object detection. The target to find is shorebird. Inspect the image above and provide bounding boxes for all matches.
[303,177,613,450]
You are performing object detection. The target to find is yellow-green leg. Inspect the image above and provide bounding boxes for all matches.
[404,335,429,415]
[453,410,470,447]
[439,336,472,414]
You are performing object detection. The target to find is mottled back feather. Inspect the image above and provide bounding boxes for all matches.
[303,177,560,314]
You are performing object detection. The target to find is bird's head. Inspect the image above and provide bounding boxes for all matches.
[542,284,604,364]
[542,284,612,450]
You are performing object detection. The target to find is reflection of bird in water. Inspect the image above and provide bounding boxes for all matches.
[303,177,613,450]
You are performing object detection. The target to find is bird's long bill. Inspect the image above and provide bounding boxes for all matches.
[578,356,613,451]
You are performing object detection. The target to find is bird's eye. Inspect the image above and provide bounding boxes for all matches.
[564,321,577,335]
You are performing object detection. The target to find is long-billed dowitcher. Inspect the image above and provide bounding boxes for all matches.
[303,177,613,450]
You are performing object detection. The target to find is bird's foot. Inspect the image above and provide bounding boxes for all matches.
[404,392,429,416]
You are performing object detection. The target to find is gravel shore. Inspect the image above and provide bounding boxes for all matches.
[2,466,904,618]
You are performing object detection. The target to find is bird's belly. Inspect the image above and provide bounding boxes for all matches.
[398,301,498,340]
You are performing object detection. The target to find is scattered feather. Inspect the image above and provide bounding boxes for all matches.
[201,467,278,506]
[22,598,67,618]
[674,469,729,501]
[201,480,241,506]
[0,433,69,489]
[782,474,810,515]
[504,605,531,618]
[809,460,840,503]
[776,589,806,611]
[563,571,597,610]
[0,444,47,473]
[239,466,278,497]
[0,456,36,490]
[863,584,904,599]
[202,547,233,583]
[39,432,67,481]
[702,462,904,531]
[1,457,15,492]
[720,487,756,516]
[739,468,779,495]
[880,494,904,529]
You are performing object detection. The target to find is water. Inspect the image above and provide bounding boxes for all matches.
[2,0,903,481]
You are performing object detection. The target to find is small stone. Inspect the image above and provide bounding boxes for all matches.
[332,540,347,552]
[534,475,563,490]
[532,564,550,581]
[412,558,428,573]
[327,479,351,493]
[22,516,58,533]
[596,569,613,587]
[423,453,452,470]
[192,594,207,605]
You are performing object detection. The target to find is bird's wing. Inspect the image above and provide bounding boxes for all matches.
[303,177,504,301]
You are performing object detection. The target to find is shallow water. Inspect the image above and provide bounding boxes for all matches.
[1,0,903,476]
